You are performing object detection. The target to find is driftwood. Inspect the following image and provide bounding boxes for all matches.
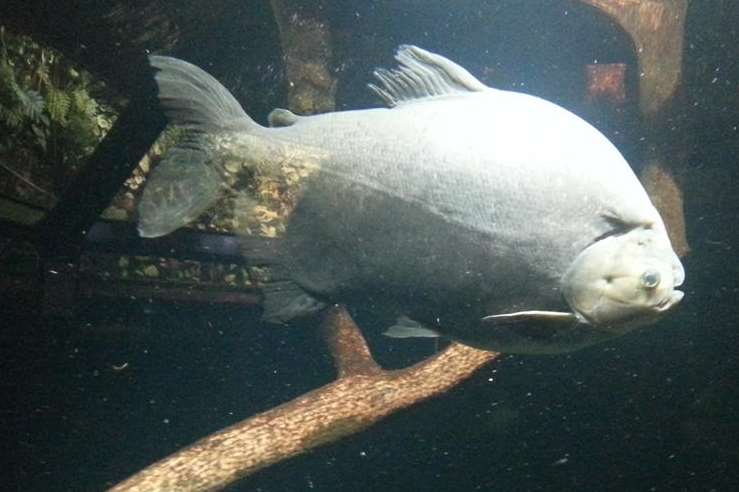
[581,0,688,117]
[581,0,690,256]
[109,1,693,490]
[109,307,498,491]
[640,160,690,257]
[269,0,337,114]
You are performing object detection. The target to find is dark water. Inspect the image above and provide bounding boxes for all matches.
[2,1,738,491]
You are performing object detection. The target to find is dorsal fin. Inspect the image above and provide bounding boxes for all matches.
[368,45,488,107]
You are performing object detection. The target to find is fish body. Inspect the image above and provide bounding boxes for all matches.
[138,46,685,354]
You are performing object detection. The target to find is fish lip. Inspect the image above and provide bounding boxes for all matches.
[656,290,684,311]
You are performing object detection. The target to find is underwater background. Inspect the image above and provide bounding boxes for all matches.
[1,1,737,490]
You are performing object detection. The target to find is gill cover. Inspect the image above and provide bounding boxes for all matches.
[562,227,684,331]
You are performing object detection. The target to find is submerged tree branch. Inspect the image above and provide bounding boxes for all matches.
[109,306,498,491]
[269,0,336,114]
[580,0,688,117]
[579,0,690,257]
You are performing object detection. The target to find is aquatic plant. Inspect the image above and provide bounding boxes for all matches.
[0,25,117,209]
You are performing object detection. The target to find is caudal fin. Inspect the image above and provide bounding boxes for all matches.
[148,56,257,132]
[137,56,259,238]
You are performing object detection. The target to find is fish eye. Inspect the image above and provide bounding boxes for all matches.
[641,270,661,289]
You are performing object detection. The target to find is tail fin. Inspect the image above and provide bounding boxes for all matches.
[137,56,259,238]
[148,56,256,133]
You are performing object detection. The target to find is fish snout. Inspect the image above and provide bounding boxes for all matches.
[656,289,684,312]
[672,259,685,287]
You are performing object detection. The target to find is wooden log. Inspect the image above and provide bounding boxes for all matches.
[585,63,627,106]
[269,0,337,114]
[580,0,688,117]
[579,0,690,256]
[108,307,498,491]
[640,160,690,257]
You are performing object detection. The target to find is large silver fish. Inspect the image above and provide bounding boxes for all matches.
[137,45,685,354]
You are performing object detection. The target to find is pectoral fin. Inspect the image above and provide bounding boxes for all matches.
[478,310,612,354]
[481,311,579,325]
[260,278,326,324]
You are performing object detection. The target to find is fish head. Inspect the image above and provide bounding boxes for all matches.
[562,226,684,332]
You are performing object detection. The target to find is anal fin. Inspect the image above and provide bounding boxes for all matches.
[383,316,440,339]
[261,280,327,324]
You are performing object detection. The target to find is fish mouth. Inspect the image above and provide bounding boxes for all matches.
[655,290,684,312]
[673,262,685,287]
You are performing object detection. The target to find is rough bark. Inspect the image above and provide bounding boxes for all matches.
[269,0,337,114]
[580,0,690,256]
[640,160,690,256]
[108,307,498,491]
[580,0,688,117]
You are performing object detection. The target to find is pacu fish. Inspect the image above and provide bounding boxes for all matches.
[137,45,685,354]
